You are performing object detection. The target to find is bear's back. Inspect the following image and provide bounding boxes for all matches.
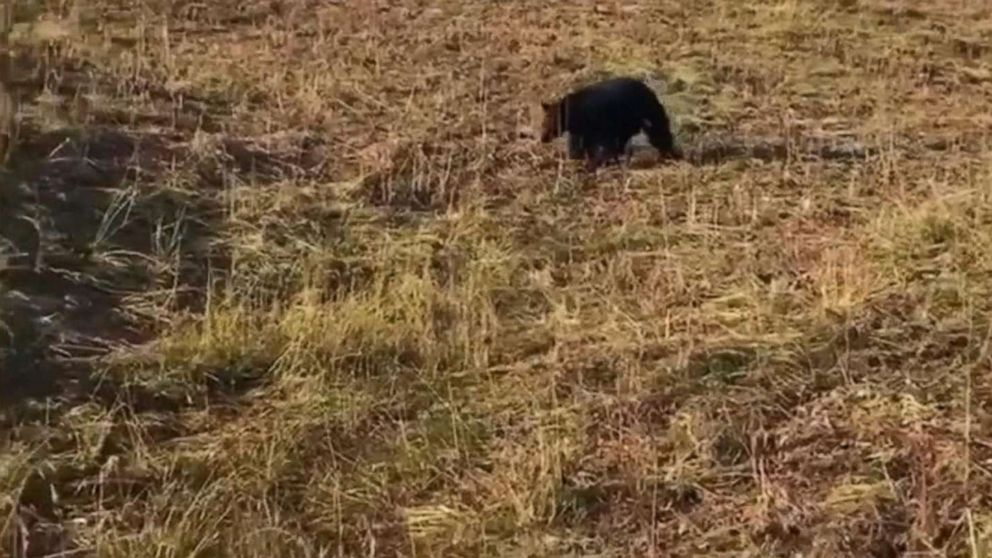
[563,77,656,131]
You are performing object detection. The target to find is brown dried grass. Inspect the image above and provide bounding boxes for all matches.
[3,0,992,556]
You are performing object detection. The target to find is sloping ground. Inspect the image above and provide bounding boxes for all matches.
[2,0,992,556]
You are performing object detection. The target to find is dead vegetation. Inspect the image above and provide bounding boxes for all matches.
[2,0,992,556]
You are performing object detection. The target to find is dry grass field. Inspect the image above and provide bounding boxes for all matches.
[3,0,992,556]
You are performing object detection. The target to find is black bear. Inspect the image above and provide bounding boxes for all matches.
[540,76,682,168]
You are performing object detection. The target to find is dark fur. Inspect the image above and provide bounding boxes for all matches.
[541,77,682,167]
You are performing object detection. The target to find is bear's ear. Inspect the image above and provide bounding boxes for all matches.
[540,101,552,112]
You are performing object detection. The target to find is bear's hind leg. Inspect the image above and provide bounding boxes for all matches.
[567,133,585,160]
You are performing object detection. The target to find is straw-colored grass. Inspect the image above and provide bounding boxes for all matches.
[3,0,992,556]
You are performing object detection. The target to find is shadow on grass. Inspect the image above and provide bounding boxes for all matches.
[0,53,334,556]
[0,61,317,412]
[0,121,213,406]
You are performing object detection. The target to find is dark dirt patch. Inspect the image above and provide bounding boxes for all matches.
[1,62,312,410]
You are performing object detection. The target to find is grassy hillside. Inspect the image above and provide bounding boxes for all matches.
[3,0,992,556]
